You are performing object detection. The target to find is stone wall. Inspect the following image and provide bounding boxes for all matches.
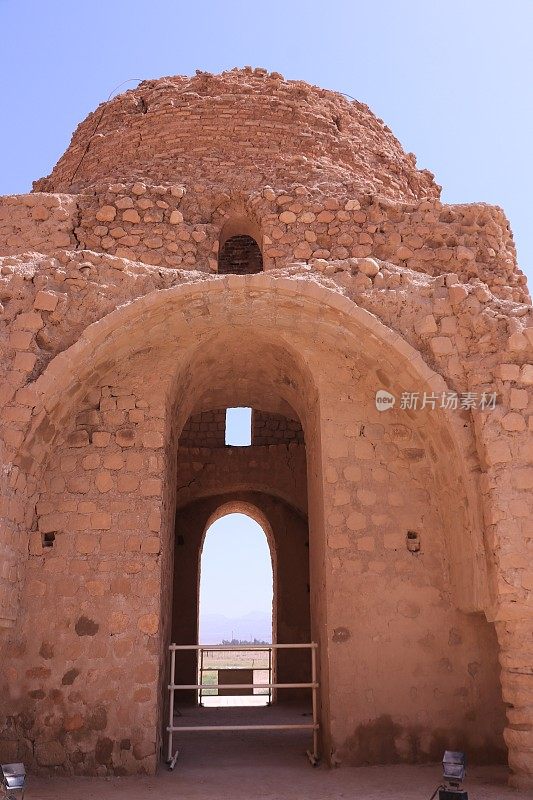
[251,410,305,445]
[0,188,526,301]
[6,371,169,773]
[178,409,304,448]
[179,410,226,448]
[175,444,307,511]
[314,372,507,765]
[0,265,530,783]
[0,194,79,257]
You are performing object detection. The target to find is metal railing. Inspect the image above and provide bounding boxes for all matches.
[167,642,319,769]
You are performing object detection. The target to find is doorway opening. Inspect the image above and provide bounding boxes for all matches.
[166,331,320,764]
[169,484,314,764]
[198,512,273,707]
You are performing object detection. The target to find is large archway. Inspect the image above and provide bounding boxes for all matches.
[1,275,507,775]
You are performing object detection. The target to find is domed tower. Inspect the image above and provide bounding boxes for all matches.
[35,67,438,201]
[0,69,531,789]
[24,67,525,298]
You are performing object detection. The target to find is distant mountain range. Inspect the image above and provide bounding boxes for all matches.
[199,611,272,644]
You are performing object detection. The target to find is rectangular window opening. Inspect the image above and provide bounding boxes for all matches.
[225,407,252,446]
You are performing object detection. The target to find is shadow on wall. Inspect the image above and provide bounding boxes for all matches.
[339,713,507,767]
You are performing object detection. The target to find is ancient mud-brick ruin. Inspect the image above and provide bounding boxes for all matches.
[0,67,532,788]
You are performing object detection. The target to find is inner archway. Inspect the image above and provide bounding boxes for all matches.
[198,512,274,707]
[168,325,317,741]
[171,496,312,711]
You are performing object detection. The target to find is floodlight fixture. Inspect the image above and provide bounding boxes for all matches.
[442,751,466,784]
[0,763,26,800]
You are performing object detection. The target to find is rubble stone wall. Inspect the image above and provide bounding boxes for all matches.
[0,273,524,776]
[0,188,525,301]
[0,194,79,257]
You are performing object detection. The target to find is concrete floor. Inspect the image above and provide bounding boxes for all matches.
[26,706,519,799]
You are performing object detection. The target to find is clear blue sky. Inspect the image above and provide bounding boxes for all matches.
[1,0,531,285]
[1,2,531,627]
[199,513,273,622]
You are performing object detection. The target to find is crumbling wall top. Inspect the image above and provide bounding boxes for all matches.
[34,67,439,201]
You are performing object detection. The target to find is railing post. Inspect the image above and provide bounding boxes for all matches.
[311,643,318,763]
[268,646,272,705]
[167,646,176,763]
[199,646,205,706]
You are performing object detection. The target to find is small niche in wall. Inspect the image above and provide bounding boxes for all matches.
[42,531,56,549]
[406,530,420,553]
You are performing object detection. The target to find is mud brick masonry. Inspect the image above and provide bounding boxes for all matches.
[0,67,532,788]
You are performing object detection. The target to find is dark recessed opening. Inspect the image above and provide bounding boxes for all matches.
[218,235,263,275]
[42,532,56,548]
[406,530,421,553]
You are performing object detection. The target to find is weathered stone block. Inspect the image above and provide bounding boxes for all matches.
[35,740,66,766]
[96,205,117,222]
[137,614,158,635]
[430,336,454,356]
[33,290,59,312]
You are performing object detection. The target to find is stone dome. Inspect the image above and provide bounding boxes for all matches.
[34,67,439,201]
